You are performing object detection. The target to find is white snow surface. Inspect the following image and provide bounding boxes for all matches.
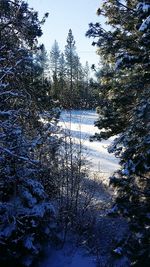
[59,109,119,178]
[39,239,96,267]
[39,110,119,267]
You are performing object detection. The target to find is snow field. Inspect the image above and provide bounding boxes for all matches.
[59,109,119,184]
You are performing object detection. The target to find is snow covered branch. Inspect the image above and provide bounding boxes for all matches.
[0,59,23,82]
[0,146,39,166]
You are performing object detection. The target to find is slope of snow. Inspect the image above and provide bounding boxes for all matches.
[59,109,119,177]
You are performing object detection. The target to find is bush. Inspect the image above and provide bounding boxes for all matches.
[0,178,56,267]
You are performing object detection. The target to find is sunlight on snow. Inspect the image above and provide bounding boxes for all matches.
[59,110,119,177]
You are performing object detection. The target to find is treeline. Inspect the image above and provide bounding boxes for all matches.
[87,0,150,266]
[41,30,99,109]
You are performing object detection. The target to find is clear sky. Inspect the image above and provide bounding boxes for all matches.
[28,0,103,67]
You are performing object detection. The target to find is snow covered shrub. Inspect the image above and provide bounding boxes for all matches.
[0,177,56,267]
[0,107,58,266]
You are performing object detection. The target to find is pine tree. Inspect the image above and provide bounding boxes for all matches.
[36,44,49,78]
[64,29,77,106]
[50,40,60,99]
[0,1,57,265]
[30,45,53,110]
[83,61,90,107]
[87,0,150,265]
[57,52,67,105]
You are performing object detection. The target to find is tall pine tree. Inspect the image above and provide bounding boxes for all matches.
[0,1,58,265]
[50,40,60,99]
[87,0,150,265]
[65,29,77,106]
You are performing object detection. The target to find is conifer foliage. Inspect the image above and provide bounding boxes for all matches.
[87,1,150,265]
[0,1,58,266]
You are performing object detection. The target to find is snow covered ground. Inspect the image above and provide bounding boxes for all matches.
[39,240,96,267]
[59,109,119,180]
[39,110,122,267]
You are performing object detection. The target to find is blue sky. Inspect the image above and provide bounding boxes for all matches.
[28,0,103,67]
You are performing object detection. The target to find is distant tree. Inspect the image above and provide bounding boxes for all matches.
[73,55,85,106]
[50,40,61,99]
[59,53,66,78]
[36,44,49,77]
[49,30,97,108]
[50,40,60,72]
[57,52,67,103]
[84,61,90,83]
[83,61,90,106]
[64,29,78,106]
[31,45,52,110]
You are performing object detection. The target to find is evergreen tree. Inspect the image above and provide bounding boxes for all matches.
[57,52,67,104]
[64,29,78,106]
[0,1,58,265]
[83,61,90,107]
[36,44,49,78]
[31,45,52,110]
[50,40,60,99]
[87,0,150,265]
[73,54,85,107]
[49,30,97,108]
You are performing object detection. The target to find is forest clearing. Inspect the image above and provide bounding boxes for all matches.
[0,1,150,266]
